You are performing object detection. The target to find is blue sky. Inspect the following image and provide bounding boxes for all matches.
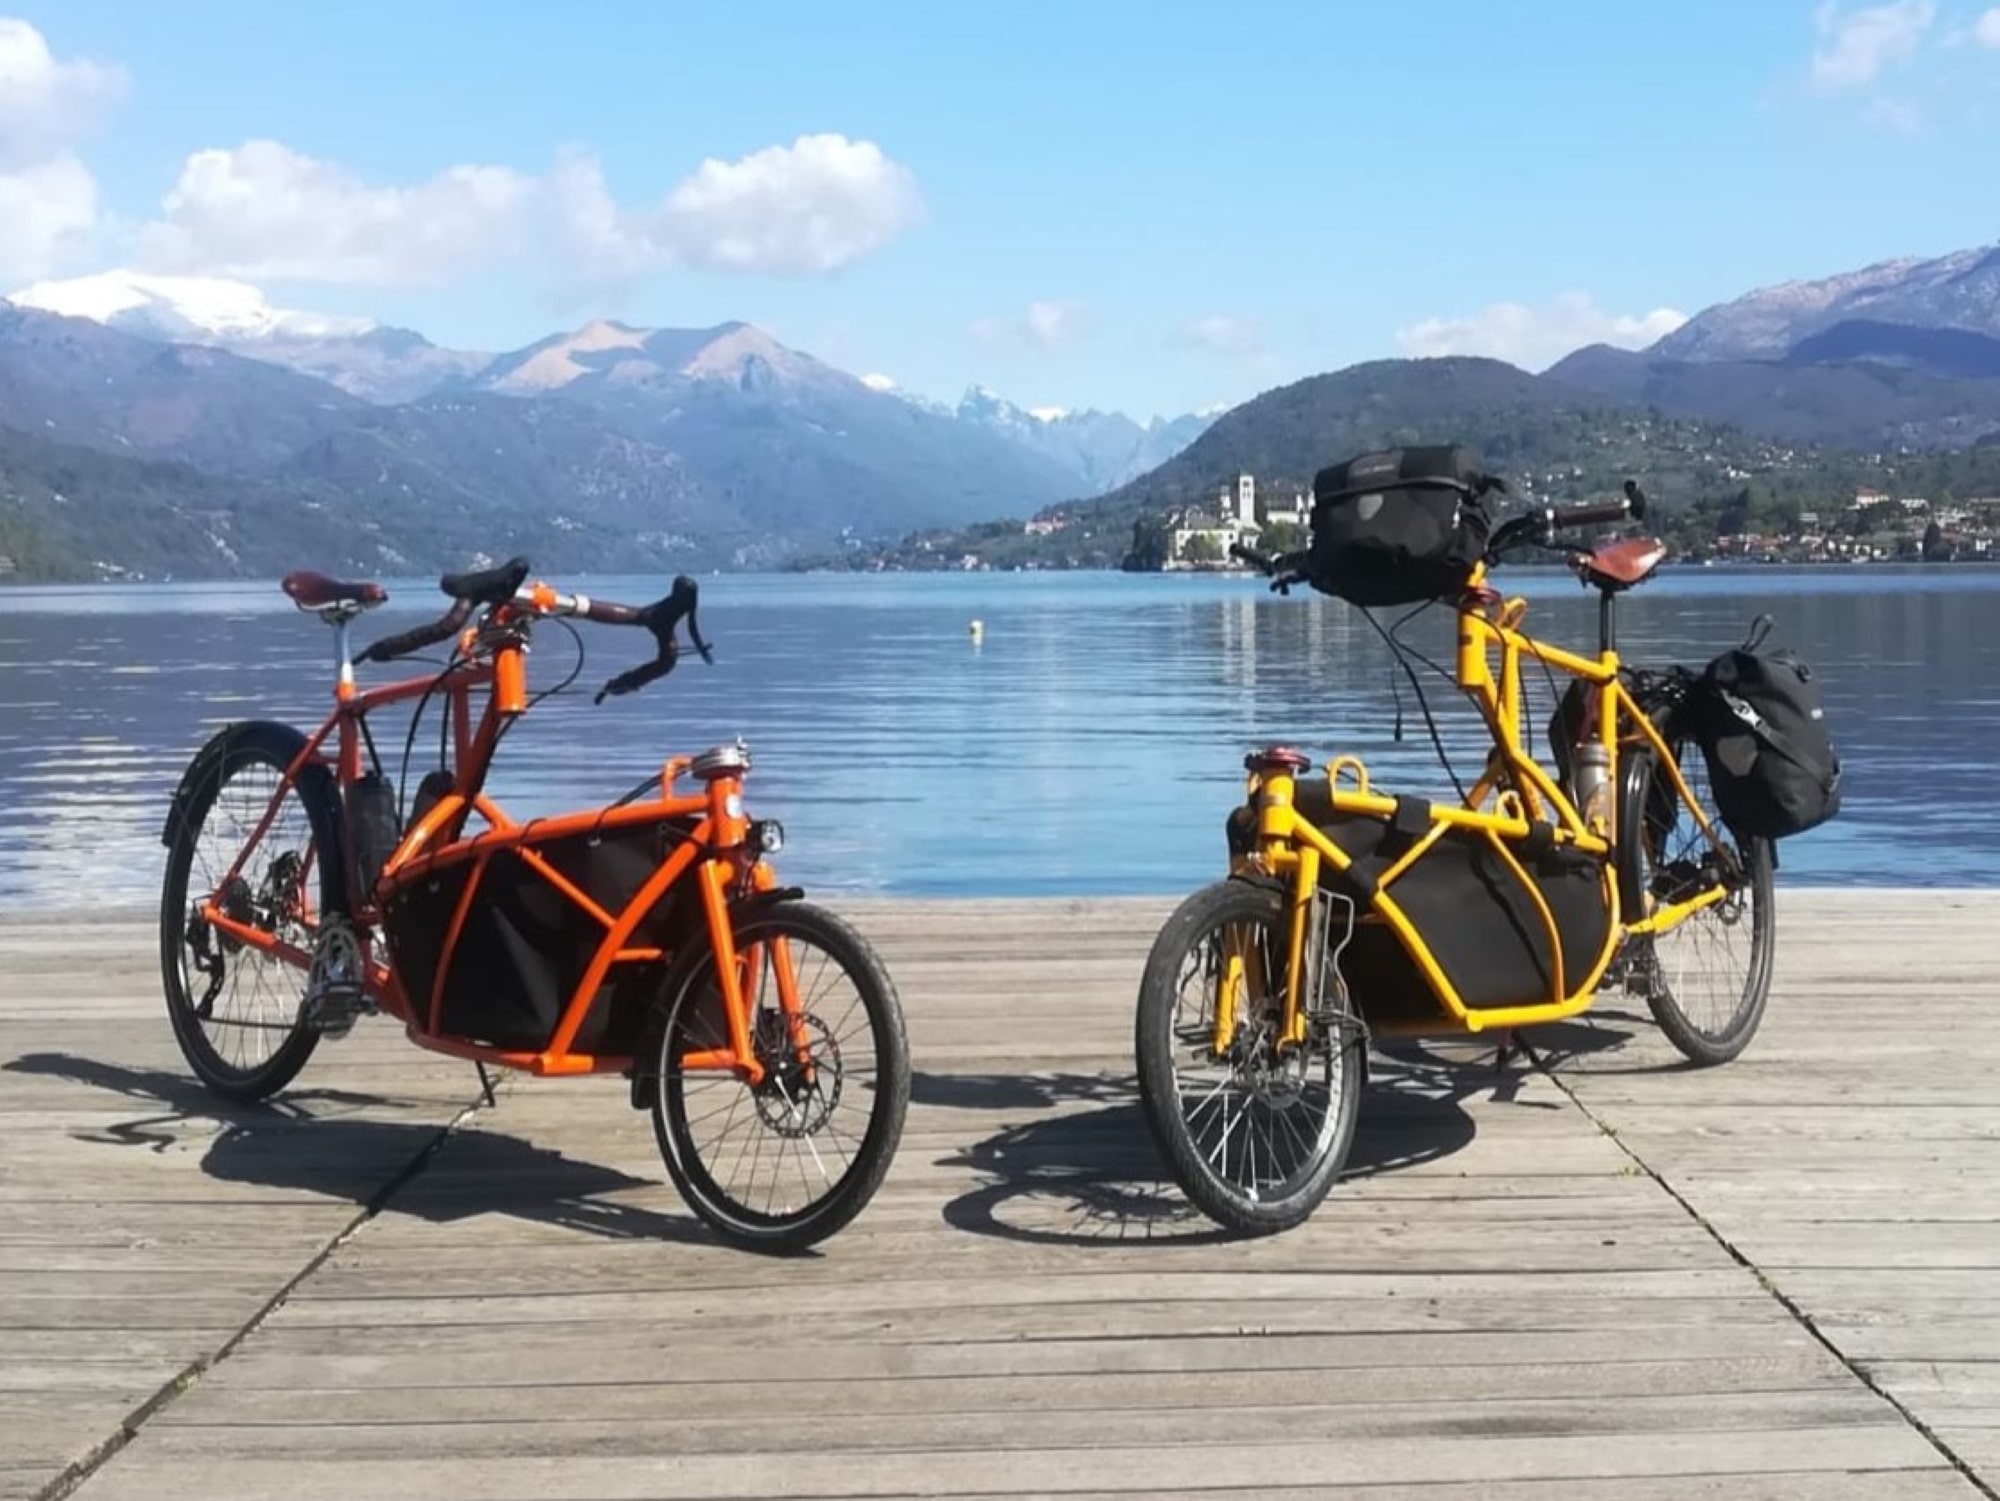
[7,1,1999,418]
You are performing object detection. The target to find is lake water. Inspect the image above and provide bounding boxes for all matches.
[2,566,1996,910]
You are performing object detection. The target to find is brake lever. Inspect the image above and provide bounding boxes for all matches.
[593,575,715,704]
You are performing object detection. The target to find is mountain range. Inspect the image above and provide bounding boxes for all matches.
[1542,242,2000,449]
[0,272,1220,579]
[5,240,2000,582]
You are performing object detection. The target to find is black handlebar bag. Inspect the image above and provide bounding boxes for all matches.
[1307,445,1497,606]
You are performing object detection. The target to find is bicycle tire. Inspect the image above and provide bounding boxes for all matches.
[649,899,910,1254]
[158,721,342,1101]
[1135,878,1364,1235]
[1617,740,1777,1066]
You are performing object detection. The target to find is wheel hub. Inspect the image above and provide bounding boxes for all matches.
[750,1010,840,1137]
[1227,1016,1312,1109]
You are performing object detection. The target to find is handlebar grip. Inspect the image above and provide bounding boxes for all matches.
[1229,543,1277,573]
[356,600,471,664]
[579,596,643,626]
[1551,498,1635,530]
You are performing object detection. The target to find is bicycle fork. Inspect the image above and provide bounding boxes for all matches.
[681,862,819,1090]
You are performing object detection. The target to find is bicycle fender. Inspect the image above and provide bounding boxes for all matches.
[161,720,350,914]
[161,720,305,848]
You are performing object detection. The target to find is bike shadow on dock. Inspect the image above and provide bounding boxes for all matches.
[2,1051,718,1246]
[1517,1001,1700,1076]
[919,1039,1546,1249]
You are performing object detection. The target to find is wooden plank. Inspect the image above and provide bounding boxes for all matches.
[0,920,483,1498]
[130,1388,1901,1458]
[58,1425,1956,1501]
[1543,888,2000,1493]
[1,892,1993,1500]
[161,1353,1862,1422]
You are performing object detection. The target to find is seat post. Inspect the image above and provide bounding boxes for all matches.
[317,602,362,700]
[1599,589,1616,656]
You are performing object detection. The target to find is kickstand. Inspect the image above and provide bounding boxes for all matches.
[474,1062,497,1108]
[1493,1029,1518,1075]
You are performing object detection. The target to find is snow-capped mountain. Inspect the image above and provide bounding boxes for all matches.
[8,269,370,340]
[5,269,489,404]
[1651,242,2000,365]
[951,385,1216,493]
[5,270,1219,496]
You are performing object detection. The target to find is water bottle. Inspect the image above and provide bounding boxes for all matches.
[1571,741,1612,833]
[346,771,401,889]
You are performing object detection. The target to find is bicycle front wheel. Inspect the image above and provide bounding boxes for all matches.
[650,900,910,1254]
[1135,878,1364,1235]
[1618,738,1777,1066]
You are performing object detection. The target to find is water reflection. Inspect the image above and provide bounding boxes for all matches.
[1,566,1996,908]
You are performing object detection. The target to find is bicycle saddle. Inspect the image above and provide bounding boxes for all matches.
[281,571,387,610]
[1577,537,1667,593]
[441,556,531,605]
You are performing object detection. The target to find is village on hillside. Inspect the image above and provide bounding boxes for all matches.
[1022,472,2000,574]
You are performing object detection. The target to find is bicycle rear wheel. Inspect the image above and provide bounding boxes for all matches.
[1134,878,1364,1235]
[159,722,341,1100]
[1618,737,1776,1066]
[649,899,910,1254]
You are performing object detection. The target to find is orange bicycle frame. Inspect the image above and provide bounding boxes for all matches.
[189,603,806,1084]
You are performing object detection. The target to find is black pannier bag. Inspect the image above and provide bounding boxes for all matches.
[1693,634,1842,842]
[381,812,701,1055]
[1306,444,1498,607]
[1225,784,1615,1027]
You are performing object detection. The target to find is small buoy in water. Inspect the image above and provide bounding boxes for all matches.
[969,619,985,645]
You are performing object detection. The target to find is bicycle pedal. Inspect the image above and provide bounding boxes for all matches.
[302,985,373,1039]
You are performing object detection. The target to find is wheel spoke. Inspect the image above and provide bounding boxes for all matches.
[1137,882,1363,1235]
[653,904,907,1252]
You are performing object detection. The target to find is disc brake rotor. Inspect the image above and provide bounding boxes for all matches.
[751,1010,841,1137]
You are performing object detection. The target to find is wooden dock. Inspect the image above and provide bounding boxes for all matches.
[2,891,1995,1500]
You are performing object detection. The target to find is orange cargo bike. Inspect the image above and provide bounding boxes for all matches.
[158,556,909,1253]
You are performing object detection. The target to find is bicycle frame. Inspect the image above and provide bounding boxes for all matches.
[186,600,797,1084]
[1230,560,1737,1046]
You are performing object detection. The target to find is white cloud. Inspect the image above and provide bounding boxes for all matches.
[1177,313,1263,356]
[1862,94,1923,131]
[651,133,922,274]
[859,371,897,392]
[1394,293,1688,371]
[1975,6,2000,46]
[0,20,913,296]
[0,17,125,170]
[0,19,123,281]
[136,140,536,287]
[1810,1,1935,91]
[0,153,95,281]
[131,132,922,291]
[973,298,1085,348]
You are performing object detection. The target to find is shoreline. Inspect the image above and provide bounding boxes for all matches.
[8,557,2000,590]
[8,883,1997,927]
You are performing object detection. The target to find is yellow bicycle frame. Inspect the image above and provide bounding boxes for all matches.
[1226,561,1738,1051]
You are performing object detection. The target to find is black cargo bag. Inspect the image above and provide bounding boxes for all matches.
[1307,445,1498,607]
[1693,634,1841,841]
[1225,787,1615,1026]
[381,813,701,1054]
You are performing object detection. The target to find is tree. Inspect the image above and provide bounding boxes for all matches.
[1121,516,1170,572]
[1922,520,1950,561]
[1181,532,1222,565]
[1261,520,1306,553]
